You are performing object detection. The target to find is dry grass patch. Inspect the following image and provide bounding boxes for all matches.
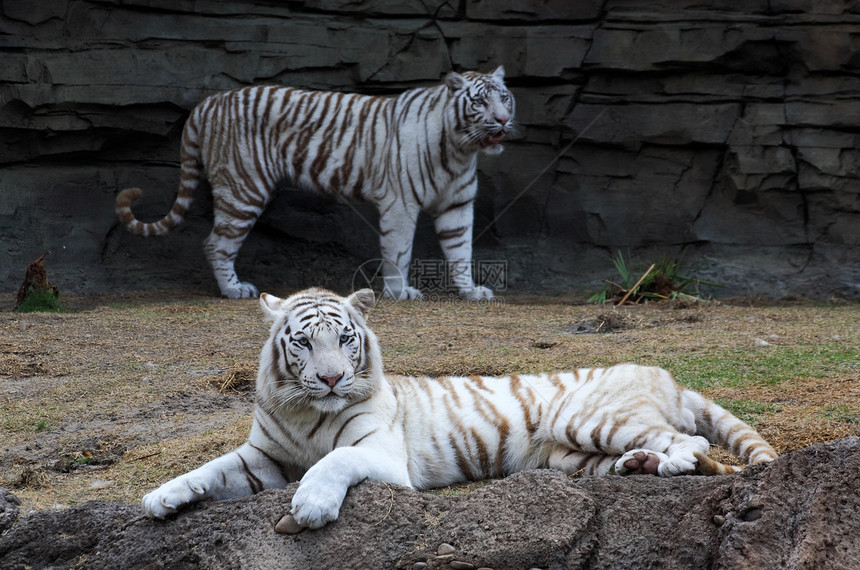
[706,374,860,453]
[0,290,857,512]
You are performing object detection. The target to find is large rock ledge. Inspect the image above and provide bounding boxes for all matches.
[1,438,858,569]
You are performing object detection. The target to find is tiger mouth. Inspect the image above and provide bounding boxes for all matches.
[480,132,506,148]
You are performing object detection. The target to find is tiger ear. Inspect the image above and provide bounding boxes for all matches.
[259,293,283,320]
[347,288,376,316]
[491,65,505,80]
[445,71,466,93]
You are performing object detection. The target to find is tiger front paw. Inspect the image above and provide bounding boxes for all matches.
[290,478,346,529]
[142,477,208,519]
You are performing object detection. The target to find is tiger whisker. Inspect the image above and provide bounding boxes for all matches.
[270,387,312,410]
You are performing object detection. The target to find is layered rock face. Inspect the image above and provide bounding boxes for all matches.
[2,1,858,298]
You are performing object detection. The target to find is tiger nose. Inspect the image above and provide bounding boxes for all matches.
[318,373,344,388]
[495,115,510,127]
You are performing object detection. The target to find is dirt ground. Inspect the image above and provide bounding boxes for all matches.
[1,290,857,516]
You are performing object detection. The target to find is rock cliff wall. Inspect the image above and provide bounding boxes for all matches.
[2,1,859,298]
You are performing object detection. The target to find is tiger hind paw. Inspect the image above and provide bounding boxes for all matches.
[459,285,494,301]
[222,282,259,299]
[615,447,699,477]
[614,450,665,476]
[382,285,424,301]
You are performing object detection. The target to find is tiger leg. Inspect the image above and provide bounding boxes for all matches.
[549,444,700,478]
[549,411,709,477]
[142,442,289,518]
[377,202,423,300]
[432,199,493,301]
[204,186,269,299]
[547,446,620,476]
[547,446,662,476]
[290,444,412,529]
[204,223,257,298]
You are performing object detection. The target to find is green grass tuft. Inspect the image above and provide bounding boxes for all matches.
[654,344,858,391]
[820,405,860,424]
[589,250,719,305]
[714,399,782,425]
[16,289,61,313]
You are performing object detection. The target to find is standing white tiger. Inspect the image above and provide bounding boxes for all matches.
[142,287,778,530]
[115,68,514,300]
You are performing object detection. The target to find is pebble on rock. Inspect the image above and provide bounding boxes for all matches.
[274,514,306,535]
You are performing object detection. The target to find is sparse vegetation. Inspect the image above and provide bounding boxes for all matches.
[589,251,719,305]
[820,405,859,424]
[14,253,61,313]
[714,399,783,426]
[651,343,859,391]
[15,288,61,313]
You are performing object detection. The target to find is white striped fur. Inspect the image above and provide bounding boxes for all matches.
[141,288,777,528]
[116,67,515,300]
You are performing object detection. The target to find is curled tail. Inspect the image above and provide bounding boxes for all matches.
[684,389,778,475]
[115,121,202,237]
[693,452,743,475]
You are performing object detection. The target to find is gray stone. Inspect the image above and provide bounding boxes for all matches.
[306,0,456,17]
[441,22,593,79]
[692,186,808,246]
[0,439,857,568]
[465,0,603,21]
[274,514,306,535]
[513,85,579,131]
[584,23,776,71]
[786,100,860,129]
[553,146,719,246]
[565,103,741,147]
[0,488,19,534]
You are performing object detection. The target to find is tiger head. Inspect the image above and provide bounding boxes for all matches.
[258,288,382,414]
[445,66,515,155]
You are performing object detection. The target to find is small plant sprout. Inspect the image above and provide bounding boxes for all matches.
[589,250,720,305]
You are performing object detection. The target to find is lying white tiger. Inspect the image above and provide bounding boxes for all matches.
[116,67,514,301]
[142,288,778,529]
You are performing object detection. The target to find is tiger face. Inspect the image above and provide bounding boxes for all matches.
[260,288,379,413]
[446,66,515,155]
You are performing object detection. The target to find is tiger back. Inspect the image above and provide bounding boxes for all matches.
[116,68,515,300]
[141,287,777,531]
